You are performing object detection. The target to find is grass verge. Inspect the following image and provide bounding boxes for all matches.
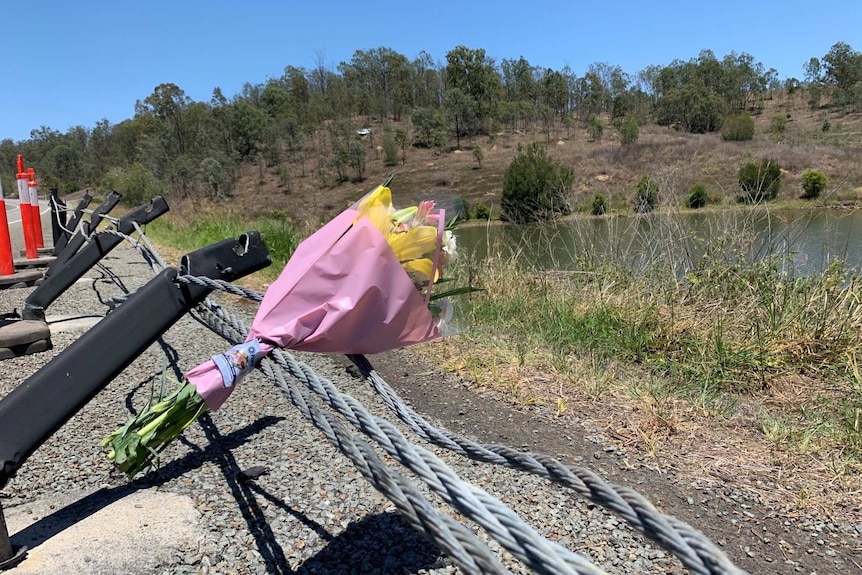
[141,210,301,286]
[430,223,862,476]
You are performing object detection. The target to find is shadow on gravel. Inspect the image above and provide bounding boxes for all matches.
[15,413,448,574]
[293,512,451,575]
[11,415,284,550]
[197,415,449,575]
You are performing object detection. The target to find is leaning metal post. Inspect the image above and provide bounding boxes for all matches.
[21,196,170,321]
[44,191,122,276]
[0,232,271,570]
[48,188,66,250]
[0,232,270,567]
[52,192,92,255]
[0,502,25,569]
[0,232,270,489]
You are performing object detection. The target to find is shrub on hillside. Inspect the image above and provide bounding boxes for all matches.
[619,116,639,145]
[587,115,604,142]
[475,202,491,220]
[103,162,164,206]
[591,193,607,216]
[738,159,781,203]
[382,132,399,166]
[501,143,574,223]
[634,176,659,213]
[721,112,755,141]
[801,169,828,199]
[472,146,484,167]
[452,196,471,221]
[687,184,708,209]
[771,114,788,134]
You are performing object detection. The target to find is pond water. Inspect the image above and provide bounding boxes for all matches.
[455,208,862,276]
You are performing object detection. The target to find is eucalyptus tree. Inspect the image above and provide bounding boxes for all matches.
[500,56,538,130]
[88,118,114,180]
[820,42,862,107]
[412,51,444,109]
[539,69,568,139]
[445,46,502,133]
[821,42,862,90]
[135,83,195,158]
[339,47,415,121]
[444,87,478,148]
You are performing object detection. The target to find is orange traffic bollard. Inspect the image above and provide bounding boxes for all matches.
[27,168,44,248]
[0,178,15,275]
[15,155,36,260]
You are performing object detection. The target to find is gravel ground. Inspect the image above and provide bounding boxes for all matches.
[0,243,859,574]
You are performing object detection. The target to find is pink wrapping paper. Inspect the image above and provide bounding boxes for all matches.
[187,208,443,410]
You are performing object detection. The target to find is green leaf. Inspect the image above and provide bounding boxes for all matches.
[429,286,484,301]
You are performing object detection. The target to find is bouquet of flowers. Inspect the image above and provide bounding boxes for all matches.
[103,180,472,477]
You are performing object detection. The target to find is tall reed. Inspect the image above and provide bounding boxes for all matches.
[449,208,862,457]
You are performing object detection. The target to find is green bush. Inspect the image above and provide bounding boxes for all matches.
[382,132,400,166]
[475,202,491,220]
[200,157,231,200]
[771,114,788,134]
[472,146,484,167]
[619,116,639,145]
[687,184,708,209]
[452,196,471,220]
[634,176,659,213]
[591,193,607,216]
[720,112,755,141]
[738,159,781,203]
[102,162,164,206]
[587,115,604,141]
[501,143,573,223]
[801,169,828,199]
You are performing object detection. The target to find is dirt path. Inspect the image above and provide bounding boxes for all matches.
[353,349,862,574]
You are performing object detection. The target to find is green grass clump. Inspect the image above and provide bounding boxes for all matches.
[143,211,299,280]
[448,239,862,462]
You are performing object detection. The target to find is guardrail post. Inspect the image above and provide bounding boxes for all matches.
[21,196,169,321]
[0,232,270,489]
[0,232,268,568]
[49,188,66,249]
[53,192,92,255]
[0,502,26,569]
[43,191,122,277]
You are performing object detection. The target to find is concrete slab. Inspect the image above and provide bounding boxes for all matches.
[0,320,51,359]
[45,314,103,334]
[5,489,202,575]
[12,257,55,269]
[0,270,42,290]
[18,248,56,257]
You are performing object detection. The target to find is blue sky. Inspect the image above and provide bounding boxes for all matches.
[1,0,858,142]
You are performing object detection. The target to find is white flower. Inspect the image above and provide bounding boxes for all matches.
[442,230,457,262]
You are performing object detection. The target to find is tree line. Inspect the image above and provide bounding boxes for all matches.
[1,42,860,205]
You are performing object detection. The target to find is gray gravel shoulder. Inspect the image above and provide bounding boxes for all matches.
[0,244,858,574]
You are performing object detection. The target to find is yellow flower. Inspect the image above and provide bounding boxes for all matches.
[355,185,394,237]
[403,258,436,283]
[355,184,442,287]
[387,225,437,262]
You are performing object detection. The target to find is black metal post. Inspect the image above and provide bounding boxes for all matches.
[52,192,92,255]
[0,502,25,569]
[49,188,66,249]
[0,232,270,489]
[43,191,122,277]
[21,196,170,321]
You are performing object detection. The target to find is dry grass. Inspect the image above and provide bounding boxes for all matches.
[410,232,862,522]
[151,93,862,522]
[207,92,862,227]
